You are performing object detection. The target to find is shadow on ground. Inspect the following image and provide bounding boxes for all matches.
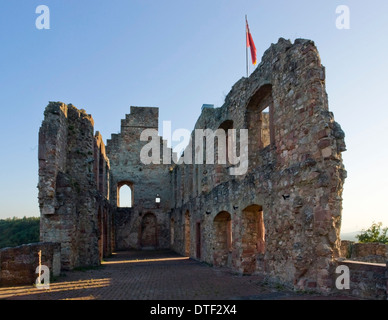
[0,250,360,300]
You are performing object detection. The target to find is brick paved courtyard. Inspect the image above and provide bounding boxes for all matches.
[0,250,358,300]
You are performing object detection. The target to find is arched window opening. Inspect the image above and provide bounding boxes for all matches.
[215,120,234,185]
[246,84,275,154]
[217,120,233,164]
[117,182,134,208]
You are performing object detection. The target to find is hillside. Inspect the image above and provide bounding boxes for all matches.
[0,217,40,249]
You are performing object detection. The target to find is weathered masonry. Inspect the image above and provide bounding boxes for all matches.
[38,38,347,293]
[106,107,172,251]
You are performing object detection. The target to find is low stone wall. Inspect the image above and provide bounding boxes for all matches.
[0,242,61,287]
[340,241,388,263]
[336,260,387,300]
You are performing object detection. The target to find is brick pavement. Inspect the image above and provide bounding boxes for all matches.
[0,250,359,300]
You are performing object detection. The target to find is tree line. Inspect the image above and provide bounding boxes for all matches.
[0,217,40,249]
[0,217,386,250]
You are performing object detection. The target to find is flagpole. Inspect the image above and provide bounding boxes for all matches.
[245,15,249,77]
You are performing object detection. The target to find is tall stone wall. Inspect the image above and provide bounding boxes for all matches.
[170,38,347,293]
[38,102,113,270]
[106,107,172,250]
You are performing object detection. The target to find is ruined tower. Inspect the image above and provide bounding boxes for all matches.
[38,104,113,269]
[106,107,172,250]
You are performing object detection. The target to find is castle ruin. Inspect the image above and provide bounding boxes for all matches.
[37,38,347,293]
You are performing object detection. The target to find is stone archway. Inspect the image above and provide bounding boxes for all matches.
[246,84,275,166]
[215,121,234,186]
[213,211,232,267]
[117,181,134,208]
[140,212,157,249]
[239,204,265,274]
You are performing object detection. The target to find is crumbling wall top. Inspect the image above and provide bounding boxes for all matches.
[122,106,159,128]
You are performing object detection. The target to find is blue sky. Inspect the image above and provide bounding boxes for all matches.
[0,0,387,233]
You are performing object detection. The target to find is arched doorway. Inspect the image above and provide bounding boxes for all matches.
[240,204,265,274]
[246,84,275,165]
[140,213,157,249]
[215,120,234,185]
[213,211,232,267]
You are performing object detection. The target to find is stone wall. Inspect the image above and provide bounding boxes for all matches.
[0,243,61,287]
[335,260,387,300]
[38,102,172,269]
[38,102,114,270]
[340,241,388,263]
[170,38,347,293]
[106,107,172,250]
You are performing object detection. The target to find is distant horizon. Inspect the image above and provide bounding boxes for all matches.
[0,214,373,245]
[0,214,380,238]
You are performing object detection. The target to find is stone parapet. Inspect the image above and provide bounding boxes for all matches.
[340,241,388,263]
[0,242,61,287]
[334,260,387,300]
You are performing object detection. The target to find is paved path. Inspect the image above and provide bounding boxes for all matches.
[0,250,358,300]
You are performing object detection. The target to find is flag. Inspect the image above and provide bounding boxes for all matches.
[246,18,257,65]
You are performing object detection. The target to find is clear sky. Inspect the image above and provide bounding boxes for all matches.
[0,0,387,233]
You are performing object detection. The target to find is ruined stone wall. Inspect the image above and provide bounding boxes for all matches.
[335,260,387,300]
[340,241,388,264]
[37,38,348,294]
[106,107,172,250]
[170,38,347,293]
[94,132,115,260]
[0,242,61,287]
[38,102,113,270]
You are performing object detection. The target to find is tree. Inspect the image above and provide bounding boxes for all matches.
[0,216,40,249]
[356,222,388,244]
